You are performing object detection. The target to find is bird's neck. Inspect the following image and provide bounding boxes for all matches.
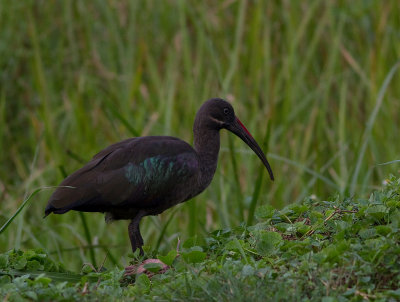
[193,127,220,186]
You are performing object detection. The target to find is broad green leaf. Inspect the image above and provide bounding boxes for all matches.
[241,265,255,276]
[255,205,275,220]
[143,262,163,273]
[27,260,43,271]
[366,205,389,220]
[14,257,27,270]
[274,223,291,232]
[24,291,38,300]
[375,225,392,236]
[182,236,198,249]
[256,231,282,256]
[289,204,308,215]
[181,250,206,263]
[34,274,52,287]
[0,254,8,269]
[358,228,377,239]
[135,273,150,293]
[158,250,177,266]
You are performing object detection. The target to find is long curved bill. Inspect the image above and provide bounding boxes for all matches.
[226,117,274,181]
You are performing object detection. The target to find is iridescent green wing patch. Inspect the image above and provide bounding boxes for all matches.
[124,153,197,188]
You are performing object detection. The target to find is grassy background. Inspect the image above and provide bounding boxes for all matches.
[1,0,399,270]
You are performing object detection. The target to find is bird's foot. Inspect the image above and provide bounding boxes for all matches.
[124,258,169,276]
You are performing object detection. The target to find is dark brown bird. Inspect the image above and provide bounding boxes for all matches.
[45,98,274,254]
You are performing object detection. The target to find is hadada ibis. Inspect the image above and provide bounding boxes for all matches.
[45,98,274,255]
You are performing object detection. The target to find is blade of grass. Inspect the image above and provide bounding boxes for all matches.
[338,81,349,194]
[0,188,43,235]
[0,270,98,283]
[233,238,248,264]
[154,207,179,253]
[103,96,140,137]
[222,0,247,92]
[377,160,400,166]
[350,61,400,195]
[187,199,197,238]
[59,167,97,267]
[0,93,6,164]
[101,248,121,268]
[228,135,244,221]
[247,123,271,226]
[78,212,96,267]
[268,154,339,190]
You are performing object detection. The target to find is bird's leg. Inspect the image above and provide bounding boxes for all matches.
[135,223,144,247]
[128,222,143,256]
[128,210,146,256]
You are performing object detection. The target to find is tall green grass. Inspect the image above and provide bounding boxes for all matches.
[0,1,399,270]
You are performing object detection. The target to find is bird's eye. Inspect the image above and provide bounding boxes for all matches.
[223,108,229,115]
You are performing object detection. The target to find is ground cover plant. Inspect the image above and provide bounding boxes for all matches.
[1,1,400,300]
[1,176,400,300]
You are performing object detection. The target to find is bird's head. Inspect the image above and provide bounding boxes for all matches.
[195,98,274,181]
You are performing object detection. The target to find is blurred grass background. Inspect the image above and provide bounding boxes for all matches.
[0,0,399,270]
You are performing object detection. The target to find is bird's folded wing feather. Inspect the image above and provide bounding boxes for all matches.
[46,136,199,213]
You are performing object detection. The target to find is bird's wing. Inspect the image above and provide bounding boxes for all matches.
[45,136,199,214]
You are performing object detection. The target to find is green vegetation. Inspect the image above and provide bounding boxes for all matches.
[1,176,400,301]
[1,1,400,299]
